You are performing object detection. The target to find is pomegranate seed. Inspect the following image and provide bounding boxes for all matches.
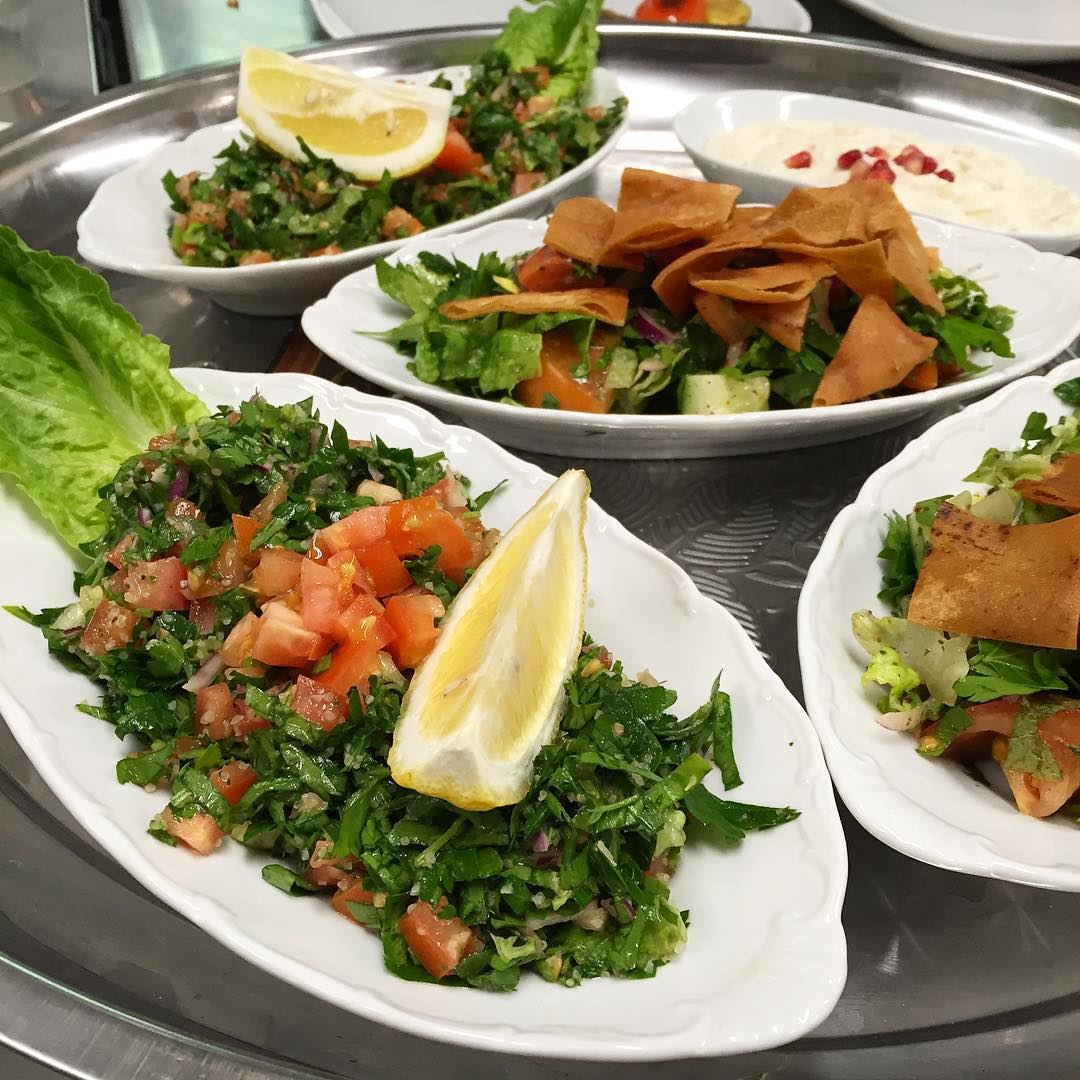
[784,150,813,169]
[836,148,863,169]
[867,158,896,182]
[936,168,955,182]
[847,158,873,181]
[866,146,888,159]
[919,155,938,174]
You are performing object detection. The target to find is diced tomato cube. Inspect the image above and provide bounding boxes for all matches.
[292,674,347,731]
[385,592,444,670]
[81,600,138,655]
[431,126,484,178]
[195,683,234,741]
[308,840,358,888]
[160,807,224,855]
[209,761,257,806]
[516,245,591,292]
[220,611,261,668]
[251,482,288,524]
[186,538,247,599]
[386,497,477,583]
[300,558,352,635]
[230,699,271,738]
[510,171,545,197]
[399,899,480,979]
[331,874,378,916]
[231,513,259,557]
[315,505,389,556]
[251,605,330,667]
[354,540,412,597]
[314,640,382,699]
[123,557,189,611]
[333,592,389,645]
[251,547,304,600]
[105,533,135,569]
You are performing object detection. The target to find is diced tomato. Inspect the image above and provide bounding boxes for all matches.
[315,640,383,699]
[333,592,389,645]
[315,505,389,556]
[515,327,615,415]
[399,900,480,979]
[901,360,938,391]
[231,698,272,738]
[168,497,202,521]
[252,604,330,667]
[81,601,138,655]
[231,514,259,558]
[292,674,347,731]
[385,592,444,670]
[251,547,304,599]
[160,807,224,856]
[220,611,261,668]
[385,497,476,582]
[209,761,257,806]
[186,538,247,599]
[188,597,217,634]
[354,539,412,597]
[331,874,378,918]
[195,683,235,741]
[422,473,468,512]
[123,557,189,611]
[106,533,135,569]
[251,482,288,524]
[510,171,545,197]
[1005,705,1080,818]
[517,245,600,292]
[307,839,357,888]
[148,433,176,451]
[300,558,352,635]
[431,126,483,177]
[327,550,371,594]
[633,0,706,22]
[381,207,424,240]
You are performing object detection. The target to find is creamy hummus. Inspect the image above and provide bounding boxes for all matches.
[705,120,1080,235]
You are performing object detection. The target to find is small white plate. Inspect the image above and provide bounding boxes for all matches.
[302,216,1080,459]
[836,0,1080,63]
[674,89,1080,255]
[0,368,847,1059]
[75,66,626,317]
[310,0,812,37]
[799,356,1080,892]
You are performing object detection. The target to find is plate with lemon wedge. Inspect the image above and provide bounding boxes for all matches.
[75,0,627,317]
[0,233,846,1058]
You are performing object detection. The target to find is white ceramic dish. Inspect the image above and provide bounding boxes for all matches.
[302,215,1080,459]
[799,356,1080,892]
[0,368,847,1059]
[310,0,812,37]
[75,66,625,317]
[836,0,1080,64]
[674,90,1080,256]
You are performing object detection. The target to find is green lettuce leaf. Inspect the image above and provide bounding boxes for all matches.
[953,640,1069,704]
[0,226,206,546]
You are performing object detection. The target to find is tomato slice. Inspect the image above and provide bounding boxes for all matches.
[431,127,483,178]
[634,0,707,22]
[209,761,258,806]
[251,605,330,667]
[385,592,445,670]
[251,547,304,600]
[354,539,412,597]
[195,683,235,740]
[316,505,389,556]
[399,900,480,979]
[517,245,597,292]
[510,171,545,198]
[160,807,224,856]
[292,673,347,731]
[123,556,189,611]
[81,600,138,655]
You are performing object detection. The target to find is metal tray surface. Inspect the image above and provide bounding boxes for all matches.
[2,24,1080,1080]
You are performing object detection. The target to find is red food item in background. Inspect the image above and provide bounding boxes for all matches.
[894,143,939,176]
[865,145,888,159]
[784,150,813,169]
[848,158,872,181]
[633,0,707,22]
[866,158,896,183]
[836,148,863,169]
[937,168,956,182]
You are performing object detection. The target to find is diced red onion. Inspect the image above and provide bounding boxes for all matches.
[137,506,152,526]
[531,829,550,853]
[169,464,189,499]
[630,310,678,346]
[182,653,225,692]
[638,357,667,373]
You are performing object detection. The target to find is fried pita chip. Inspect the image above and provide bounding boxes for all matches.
[543,197,644,270]
[439,288,629,326]
[812,294,937,406]
[770,239,894,305]
[693,291,754,346]
[690,258,834,304]
[1016,455,1080,514]
[734,295,811,352]
[652,221,765,316]
[907,503,1080,649]
[601,168,740,260]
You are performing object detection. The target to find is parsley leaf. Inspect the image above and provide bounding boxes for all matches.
[953,640,1069,703]
[1003,699,1069,781]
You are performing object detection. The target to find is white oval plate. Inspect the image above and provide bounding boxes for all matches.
[302,216,1080,459]
[75,66,626,318]
[310,0,812,37]
[674,89,1080,255]
[835,0,1080,63]
[0,369,847,1059]
[799,356,1080,891]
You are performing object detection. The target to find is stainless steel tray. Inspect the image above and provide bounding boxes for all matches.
[2,24,1080,1080]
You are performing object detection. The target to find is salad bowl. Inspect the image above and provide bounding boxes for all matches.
[75,66,626,317]
[800,356,1080,891]
[302,216,1080,458]
[0,368,847,1059]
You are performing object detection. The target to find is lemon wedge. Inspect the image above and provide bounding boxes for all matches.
[236,46,452,180]
[388,470,590,811]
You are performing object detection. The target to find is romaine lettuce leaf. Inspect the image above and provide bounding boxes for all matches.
[0,227,206,546]
[492,0,603,101]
